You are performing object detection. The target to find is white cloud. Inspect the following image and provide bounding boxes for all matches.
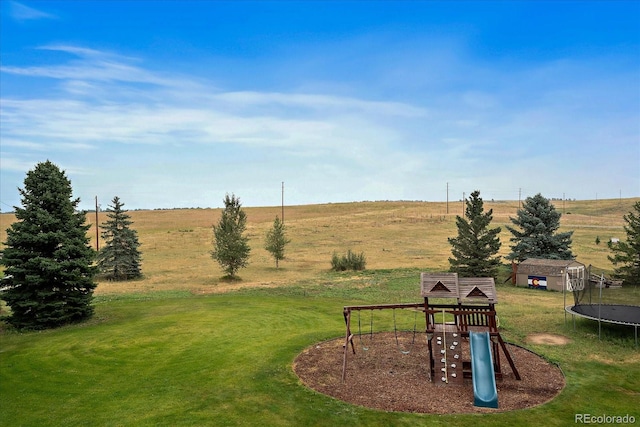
[213,91,429,117]
[1,43,637,209]
[9,1,56,21]
[1,45,190,89]
[1,46,427,162]
[0,156,40,173]
[0,138,47,151]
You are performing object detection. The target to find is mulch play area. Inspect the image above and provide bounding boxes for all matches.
[293,332,565,414]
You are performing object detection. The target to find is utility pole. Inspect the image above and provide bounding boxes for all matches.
[462,192,465,217]
[563,193,565,214]
[281,182,284,224]
[518,188,521,209]
[95,196,99,251]
[446,182,449,214]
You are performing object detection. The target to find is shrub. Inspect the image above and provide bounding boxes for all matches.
[330,252,345,271]
[331,250,366,271]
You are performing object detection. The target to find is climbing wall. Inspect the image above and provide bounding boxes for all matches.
[433,325,463,384]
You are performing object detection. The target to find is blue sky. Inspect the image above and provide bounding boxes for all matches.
[1,1,639,210]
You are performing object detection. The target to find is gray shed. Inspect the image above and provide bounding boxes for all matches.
[515,258,586,292]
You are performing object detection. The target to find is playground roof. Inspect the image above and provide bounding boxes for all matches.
[458,277,497,303]
[420,272,459,299]
[421,273,497,304]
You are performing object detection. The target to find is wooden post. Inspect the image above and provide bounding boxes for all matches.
[95,196,99,251]
[342,308,352,382]
[496,334,521,380]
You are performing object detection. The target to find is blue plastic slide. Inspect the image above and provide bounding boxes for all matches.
[469,331,499,409]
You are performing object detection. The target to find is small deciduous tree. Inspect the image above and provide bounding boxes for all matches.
[448,190,502,278]
[0,161,97,329]
[264,216,290,268]
[211,194,250,279]
[608,201,640,286]
[506,193,573,262]
[96,196,142,280]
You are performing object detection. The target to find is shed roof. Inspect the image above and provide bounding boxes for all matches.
[517,258,585,276]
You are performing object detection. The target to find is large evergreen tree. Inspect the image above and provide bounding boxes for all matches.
[448,190,502,278]
[96,196,142,280]
[211,194,250,278]
[264,216,290,268]
[1,161,97,329]
[506,193,573,262]
[608,201,640,286]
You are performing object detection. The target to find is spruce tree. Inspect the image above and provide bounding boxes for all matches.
[607,201,640,286]
[1,161,97,329]
[96,196,142,280]
[264,216,290,268]
[506,193,573,262]
[448,190,502,278]
[212,194,250,278]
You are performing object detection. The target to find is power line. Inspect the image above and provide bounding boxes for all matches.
[0,200,16,213]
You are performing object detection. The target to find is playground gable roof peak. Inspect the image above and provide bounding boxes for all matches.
[421,273,497,303]
[421,272,459,298]
[458,277,497,303]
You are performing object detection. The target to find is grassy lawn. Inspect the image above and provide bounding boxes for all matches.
[1,271,639,427]
[1,199,639,426]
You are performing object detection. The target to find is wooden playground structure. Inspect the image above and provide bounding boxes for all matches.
[342,273,521,408]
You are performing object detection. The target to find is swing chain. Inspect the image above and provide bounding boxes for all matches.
[393,308,418,354]
[358,310,373,351]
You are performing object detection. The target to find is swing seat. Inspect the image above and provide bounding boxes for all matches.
[393,308,418,355]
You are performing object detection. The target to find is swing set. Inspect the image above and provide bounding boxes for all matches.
[342,302,425,380]
[342,273,521,387]
[350,304,420,354]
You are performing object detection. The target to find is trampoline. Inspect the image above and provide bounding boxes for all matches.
[565,304,640,346]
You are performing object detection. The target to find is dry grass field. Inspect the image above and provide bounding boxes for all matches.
[1,197,637,295]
